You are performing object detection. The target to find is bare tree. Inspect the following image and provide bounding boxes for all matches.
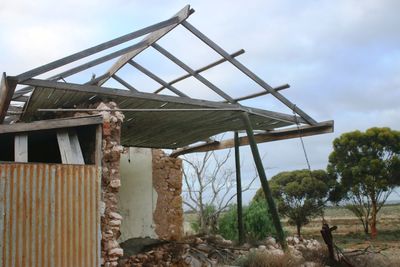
[182,150,256,234]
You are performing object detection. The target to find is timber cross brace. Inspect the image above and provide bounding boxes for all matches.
[1,5,333,249]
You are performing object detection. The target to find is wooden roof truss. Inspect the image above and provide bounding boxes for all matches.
[0,5,333,155]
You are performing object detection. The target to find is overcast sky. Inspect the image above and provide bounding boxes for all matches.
[1,1,399,202]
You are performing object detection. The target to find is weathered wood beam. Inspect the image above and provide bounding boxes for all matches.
[68,129,85,164]
[0,73,18,124]
[241,112,287,249]
[0,115,103,134]
[112,74,138,92]
[95,124,102,166]
[152,43,235,103]
[14,16,180,83]
[38,108,242,112]
[7,105,23,113]
[45,39,163,83]
[10,95,29,102]
[224,84,289,103]
[94,5,193,86]
[170,120,334,157]
[14,134,28,162]
[153,49,245,94]
[57,129,84,165]
[128,60,188,97]
[182,21,317,125]
[234,131,244,244]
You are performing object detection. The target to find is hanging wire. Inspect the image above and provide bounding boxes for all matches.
[293,105,312,172]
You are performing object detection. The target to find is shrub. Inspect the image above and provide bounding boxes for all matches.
[218,204,238,241]
[218,200,275,242]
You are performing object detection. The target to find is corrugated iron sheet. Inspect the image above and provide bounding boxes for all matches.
[0,163,100,267]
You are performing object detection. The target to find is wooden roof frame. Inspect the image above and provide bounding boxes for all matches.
[1,4,333,155]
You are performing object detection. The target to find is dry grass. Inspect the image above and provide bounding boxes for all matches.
[297,246,330,265]
[343,251,400,267]
[233,251,305,267]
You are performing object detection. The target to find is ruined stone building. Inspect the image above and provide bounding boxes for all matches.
[0,5,333,267]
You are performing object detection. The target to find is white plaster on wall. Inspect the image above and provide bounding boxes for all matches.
[118,147,158,242]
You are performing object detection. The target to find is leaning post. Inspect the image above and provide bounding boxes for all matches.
[241,112,287,249]
[234,131,245,244]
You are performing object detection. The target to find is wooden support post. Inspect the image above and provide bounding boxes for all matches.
[95,124,102,166]
[57,129,84,164]
[234,131,244,244]
[241,112,287,249]
[14,134,28,162]
[69,130,85,164]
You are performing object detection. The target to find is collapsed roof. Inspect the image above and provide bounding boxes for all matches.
[0,5,333,154]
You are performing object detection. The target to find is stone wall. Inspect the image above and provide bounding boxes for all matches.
[152,149,184,240]
[96,102,125,267]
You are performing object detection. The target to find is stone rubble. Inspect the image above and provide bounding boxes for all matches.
[120,235,327,267]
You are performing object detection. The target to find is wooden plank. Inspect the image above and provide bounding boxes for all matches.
[170,120,334,157]
[182,21,317,125]
[111,74,138,92]
[43,40,166,83]
[95,5,192,86]
[224,84,289,103]
[152,43,235,103]
[154,49,245,93]
[69,129,85,164]
[11,95,29,102]
[128,60,188,97]
[38,108,242,112]
[14,16,180,82]
[14,134,28,162]
[0,73,18,124]
[57,130,74,164]
[0,115,103,134]
[94,124,102,166]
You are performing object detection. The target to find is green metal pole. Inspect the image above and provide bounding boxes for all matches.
[234,131,245,244]
[241,112,287,249]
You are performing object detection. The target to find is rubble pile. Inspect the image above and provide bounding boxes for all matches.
[119,235,326,267]
[121,242,189,267]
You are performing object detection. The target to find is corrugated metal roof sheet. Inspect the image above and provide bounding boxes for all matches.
[0,163,100,267]
[21,86,293,149]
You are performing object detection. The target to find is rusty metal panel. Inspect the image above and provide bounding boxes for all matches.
[0,163,100,267]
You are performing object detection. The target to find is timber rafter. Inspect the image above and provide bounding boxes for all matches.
[1,4,330,154]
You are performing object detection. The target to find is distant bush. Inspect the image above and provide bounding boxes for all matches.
[218,204,238,241]
[218,200,276,242]
[190,204,217,234]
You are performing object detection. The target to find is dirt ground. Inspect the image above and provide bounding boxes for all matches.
[283,204,400,264]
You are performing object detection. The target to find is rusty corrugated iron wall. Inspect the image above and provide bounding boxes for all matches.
[0,163,100,267]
